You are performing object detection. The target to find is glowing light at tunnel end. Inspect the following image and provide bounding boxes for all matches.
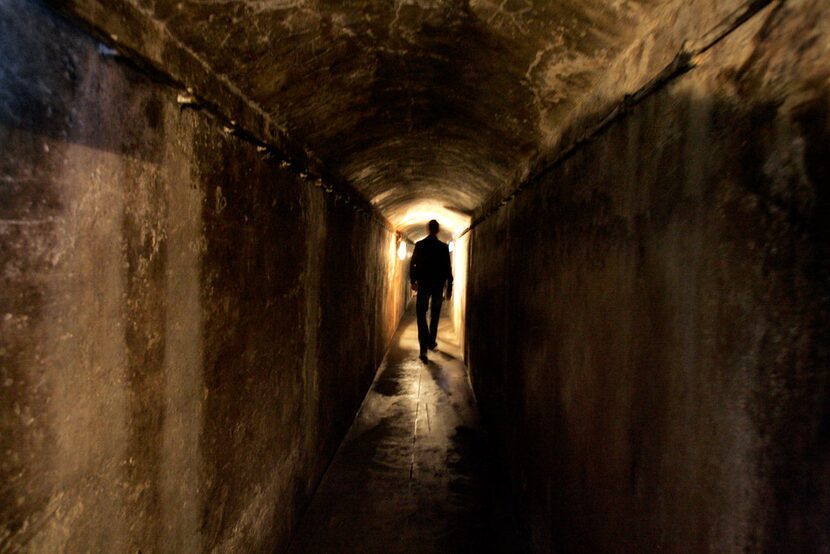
[395,202,470,242]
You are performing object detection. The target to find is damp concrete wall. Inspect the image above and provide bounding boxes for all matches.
[466,1,830,551]
[0,1,408,551]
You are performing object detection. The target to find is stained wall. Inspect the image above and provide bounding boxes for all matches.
[0,2,407,551]
[466,1,830,551]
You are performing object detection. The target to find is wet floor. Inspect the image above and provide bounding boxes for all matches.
[288,305,520,553]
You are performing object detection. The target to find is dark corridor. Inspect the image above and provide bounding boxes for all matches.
[290,307,521,553]
[2,0,830,552]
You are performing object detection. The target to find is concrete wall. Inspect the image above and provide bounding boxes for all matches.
[451,234,470,355]
[0,1,407,551]
[466,1,830,551]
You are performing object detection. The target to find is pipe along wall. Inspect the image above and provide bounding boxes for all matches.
[465,1,830,551]
[1,2,409,551]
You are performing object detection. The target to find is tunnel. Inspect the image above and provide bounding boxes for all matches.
[2,0,830,551]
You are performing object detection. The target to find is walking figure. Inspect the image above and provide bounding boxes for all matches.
[409,219,453,361]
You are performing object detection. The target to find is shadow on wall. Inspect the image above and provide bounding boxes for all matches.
[464,4,830,551]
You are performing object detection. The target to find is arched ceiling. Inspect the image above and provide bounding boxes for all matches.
[131,0,655,237]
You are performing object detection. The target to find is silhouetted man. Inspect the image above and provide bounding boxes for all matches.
[409,219,453,361]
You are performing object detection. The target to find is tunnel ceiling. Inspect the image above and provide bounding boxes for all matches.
[116,0,654,237]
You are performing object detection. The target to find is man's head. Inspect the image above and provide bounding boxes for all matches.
[428,219,439,235]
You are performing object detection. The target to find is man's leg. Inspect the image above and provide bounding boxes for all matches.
[428,287,443,348]
[416,289,430,355]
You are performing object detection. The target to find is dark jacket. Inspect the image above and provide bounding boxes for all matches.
[409,234,453,290]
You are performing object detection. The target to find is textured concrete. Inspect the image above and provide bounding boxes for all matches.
[53,0,661,239]
[0,2,407,551]
[4,0,830,551]
[289,306,522,553]
[466,1,830,551]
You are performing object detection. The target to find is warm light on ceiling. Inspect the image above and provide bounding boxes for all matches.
[395,202,470,241]
[397,241,407,260]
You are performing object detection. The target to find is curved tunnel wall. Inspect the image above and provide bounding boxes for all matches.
[3,0,830,552]
[51,0,657,243]
[465,2,830,550]
[0,2,409,551]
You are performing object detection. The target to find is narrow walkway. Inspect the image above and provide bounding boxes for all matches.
[289,305,515,553]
